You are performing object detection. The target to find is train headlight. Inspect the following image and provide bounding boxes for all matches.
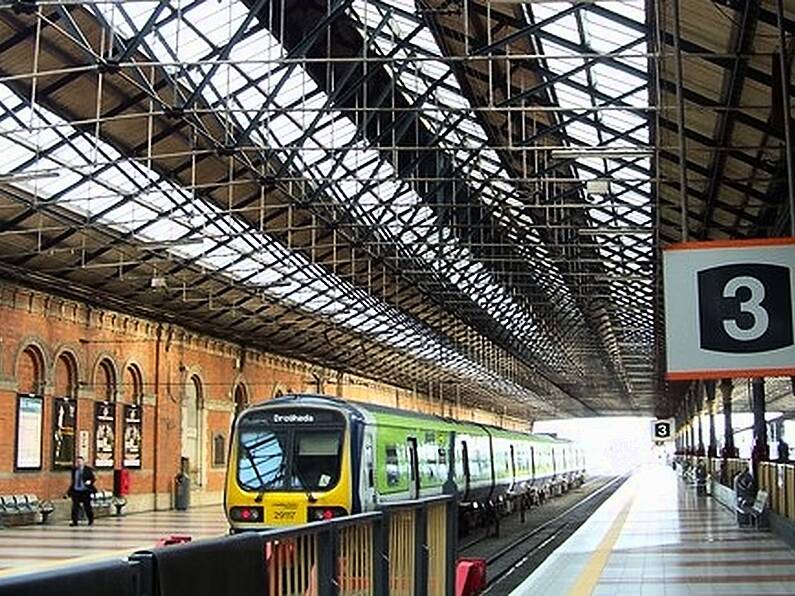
[230,506,263,522]
[308,506,347,521]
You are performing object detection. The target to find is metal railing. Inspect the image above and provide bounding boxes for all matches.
[0,495,457,596]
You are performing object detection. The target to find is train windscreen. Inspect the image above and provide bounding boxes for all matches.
[236,409,344,492]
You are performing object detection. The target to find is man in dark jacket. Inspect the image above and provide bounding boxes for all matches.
[67,456,96,526]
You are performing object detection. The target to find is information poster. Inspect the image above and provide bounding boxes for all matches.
[52,397,77,469]
[16,394,43,470]
[123,404,142,468]
[94,402,116,469]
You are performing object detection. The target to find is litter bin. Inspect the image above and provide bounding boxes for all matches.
[175,473,191,511]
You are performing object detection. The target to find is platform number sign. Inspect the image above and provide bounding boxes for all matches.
[664,239,795,380]
[652,419,673,442]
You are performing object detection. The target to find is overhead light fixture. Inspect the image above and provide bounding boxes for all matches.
[0,170,60,183]
[150,276,168,289]
[550,148,653,159]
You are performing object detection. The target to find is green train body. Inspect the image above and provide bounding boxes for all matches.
[225,395,585,530]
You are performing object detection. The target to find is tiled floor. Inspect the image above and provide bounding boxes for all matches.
[510,465,795,595]
[0,505,228,577]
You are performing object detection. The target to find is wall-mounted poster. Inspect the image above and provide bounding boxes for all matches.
[52,397,77,469]
[123,404,142,469]
[94,402,116,469]
[15,394,43,470]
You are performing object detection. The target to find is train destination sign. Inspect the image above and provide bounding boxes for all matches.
[663,238,795,380]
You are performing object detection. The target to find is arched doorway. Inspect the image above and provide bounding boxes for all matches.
[181,375,202,484]
[233,383,247,418]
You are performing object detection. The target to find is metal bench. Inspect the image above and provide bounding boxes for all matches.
[0,494,54,526]
[91,490,114,517]
[749,490,769,529]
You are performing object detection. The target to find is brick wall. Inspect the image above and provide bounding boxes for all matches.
[0,280,528,510]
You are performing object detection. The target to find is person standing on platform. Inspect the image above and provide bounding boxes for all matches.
[67,456,96,526]
[778,438,790,463]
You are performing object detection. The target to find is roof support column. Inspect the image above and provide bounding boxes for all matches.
[752,377,769,476]
[706,381,717,458]
[720,379,737,458]
[696,385,705,456]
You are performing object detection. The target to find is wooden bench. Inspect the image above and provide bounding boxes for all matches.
[91,490,114,518]
[736,490,768,529]
[0,494,54,526]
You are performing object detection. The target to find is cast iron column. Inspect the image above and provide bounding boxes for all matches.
[706,381,717,457]
[752,377,769,472]
[721,379,736,457]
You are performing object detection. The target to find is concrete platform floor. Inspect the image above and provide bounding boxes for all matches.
[0,505,227,577]
[510,464,795,595]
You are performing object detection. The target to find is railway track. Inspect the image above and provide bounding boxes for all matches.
[460,473,629,595]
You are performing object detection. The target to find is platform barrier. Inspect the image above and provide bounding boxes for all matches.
[0,495,456,596]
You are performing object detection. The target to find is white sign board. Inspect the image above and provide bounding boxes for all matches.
[652,419,674,441]
[663,238,795,380]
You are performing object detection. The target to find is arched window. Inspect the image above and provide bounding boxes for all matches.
[124,364,144,404]
[96,359,117,401]
[54,352,78,397]
[18,345,45,394]
[233,383,247,417]
[182,375,203,483]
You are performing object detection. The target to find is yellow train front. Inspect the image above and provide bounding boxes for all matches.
[225,398,354,531]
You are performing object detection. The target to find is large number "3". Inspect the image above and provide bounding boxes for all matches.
[722,276,769,342]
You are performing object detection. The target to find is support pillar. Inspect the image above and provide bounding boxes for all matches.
[706,381,717,457]
[752,377,769,473]
[696,385,705,456]
[720,379,737,458]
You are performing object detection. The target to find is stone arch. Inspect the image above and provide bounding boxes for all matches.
[15,341,47,394]
[121,359,145,404]
[181,369,205,485]
[272,382,288,399]
[53,349,79,398]
[232,378,249,417]
[93,354,119,401]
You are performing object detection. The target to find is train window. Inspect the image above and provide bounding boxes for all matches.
[237,429,289,491]
[385,445,401,487]
[291,431,343,490]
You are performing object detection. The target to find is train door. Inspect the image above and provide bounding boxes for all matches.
[551,448,557,479]
[363,432,376,510]
[461,440,471,499]
[407,437,420,499]
[509,445,516,488]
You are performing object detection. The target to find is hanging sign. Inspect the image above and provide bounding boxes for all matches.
[94,402,116,469]
[664,238,795,380]
[123,404,142,468]
[15,394,43,470]
[652,419,674,441]
[52,397,77,469]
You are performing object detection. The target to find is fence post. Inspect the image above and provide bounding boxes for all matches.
[317,527,338,596]
[445,497,457,596]
[414,505,428,596]
[128,552,155,596]
[373,512,389,596]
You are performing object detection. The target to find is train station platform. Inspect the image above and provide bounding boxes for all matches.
[510,465,795,595]
[0,506,227,577]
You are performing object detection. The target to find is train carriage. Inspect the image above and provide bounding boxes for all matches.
[225,395,584,531]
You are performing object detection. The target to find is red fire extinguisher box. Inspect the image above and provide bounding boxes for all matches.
[114,468,131,496]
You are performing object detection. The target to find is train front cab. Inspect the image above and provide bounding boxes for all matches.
[225,403,354,531]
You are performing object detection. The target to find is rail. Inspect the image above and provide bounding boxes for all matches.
[0,495,457,596]
[677,455,795,521]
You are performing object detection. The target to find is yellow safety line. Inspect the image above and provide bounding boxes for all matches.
[568,493,635,596]
[0,543,152,578]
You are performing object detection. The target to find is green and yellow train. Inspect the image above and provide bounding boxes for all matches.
[225,395,584,531]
